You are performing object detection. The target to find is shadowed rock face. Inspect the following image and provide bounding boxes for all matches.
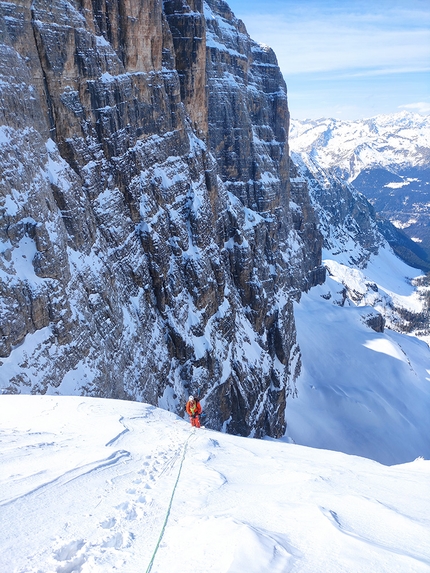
[291,152,384,269]
[0,0,323,437]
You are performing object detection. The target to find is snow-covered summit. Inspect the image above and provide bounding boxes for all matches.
[290,112,430,182]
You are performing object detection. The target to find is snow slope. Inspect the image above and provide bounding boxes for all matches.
[1,395,430,573]
[286,244,430,465]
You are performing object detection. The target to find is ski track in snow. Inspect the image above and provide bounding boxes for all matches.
[1,396,430,573]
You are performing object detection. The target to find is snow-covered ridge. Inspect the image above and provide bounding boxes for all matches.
[290,112,430,182]
[290,111,430,262]
[1,395,429,572]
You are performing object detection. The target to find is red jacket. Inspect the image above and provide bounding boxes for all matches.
[186,400,202,417]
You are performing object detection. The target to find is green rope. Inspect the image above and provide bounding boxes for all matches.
[145,431,193,573]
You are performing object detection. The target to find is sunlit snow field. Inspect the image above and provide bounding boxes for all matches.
[286,246,430,465]
[1,396,430,573]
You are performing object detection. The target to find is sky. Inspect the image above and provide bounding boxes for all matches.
[226,0,430,120]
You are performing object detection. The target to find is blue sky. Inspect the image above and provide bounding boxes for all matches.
[226,0,430,120]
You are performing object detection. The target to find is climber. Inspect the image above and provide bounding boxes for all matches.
[186,395,202,428]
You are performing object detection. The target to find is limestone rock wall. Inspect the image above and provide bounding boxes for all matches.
[291,152,383,268]
[0,0,323,437]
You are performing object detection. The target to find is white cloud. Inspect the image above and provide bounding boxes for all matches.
[242,14,430,76]
[330,66,430,79]
[399,102,430,113]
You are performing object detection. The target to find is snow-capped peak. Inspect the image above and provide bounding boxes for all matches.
[290,112,430,183]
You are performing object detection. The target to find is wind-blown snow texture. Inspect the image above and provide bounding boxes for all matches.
[1,396,429,573]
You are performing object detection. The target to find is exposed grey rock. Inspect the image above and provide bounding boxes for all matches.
[360,310,385,333]
[0,0,324,437]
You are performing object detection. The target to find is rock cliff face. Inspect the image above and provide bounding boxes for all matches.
[291,152,383,268]
[0,0,323,437]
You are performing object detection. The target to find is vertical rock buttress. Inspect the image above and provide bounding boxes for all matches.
[0,0,323,437]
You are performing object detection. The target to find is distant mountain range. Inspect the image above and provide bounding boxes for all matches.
[290,112,430,269]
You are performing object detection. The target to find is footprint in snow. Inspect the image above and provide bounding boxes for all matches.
[115,501,130,511]
[115,500,138,521]
[53,540,85,561]
[125,506,138,521]
[100,517,116,530]
[56,554,87,573]
[102,531,135,550]
[53,539,87,573]
[102,532,124,550]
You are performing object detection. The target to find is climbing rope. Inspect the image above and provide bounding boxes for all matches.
[144,429,194,573]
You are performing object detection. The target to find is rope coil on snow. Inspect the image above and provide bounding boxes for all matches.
[145,430,194,573]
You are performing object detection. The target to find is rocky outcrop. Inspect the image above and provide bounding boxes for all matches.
[0,0,323,437]
[291,152,384,268]
[360,309,385,333]
[164,0,207,137]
